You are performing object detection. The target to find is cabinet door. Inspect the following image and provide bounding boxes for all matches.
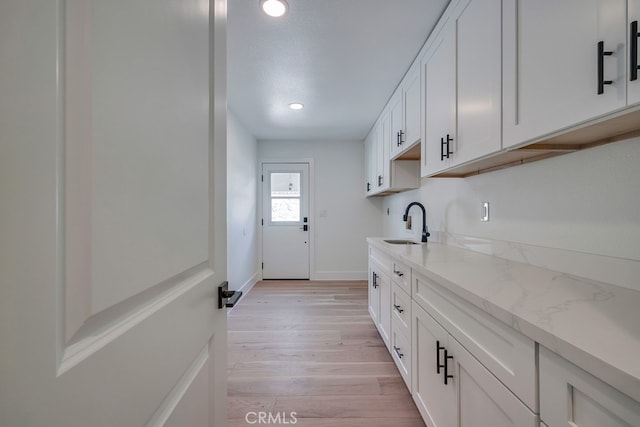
[630,0,640,105]
[539,346,640,427]
[412,302,456,427]
[364,134,375,195]
[503,0,627,148]
[376,269,392,349]
[422,21,456,177]
[403,65,421,150]
[368,266,380,326]
[454,0,502,164]
[450,338,538,427]
[377,110,391,192]
[389,90,404,159]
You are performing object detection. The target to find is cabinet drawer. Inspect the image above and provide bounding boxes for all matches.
[391,259,411,294]
[369,246,391,273]
[540,346,640,427]
[391,324,412,391]
[391,282,411,334]
[412,270,536,410]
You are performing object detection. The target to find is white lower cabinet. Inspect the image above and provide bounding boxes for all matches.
[367,265,380,327]
[391,282,412,389]
[368,260,391,350]
[539,346,640,427]
[369,246,539,427]
[412,300,456,427]
[412,302,538,427]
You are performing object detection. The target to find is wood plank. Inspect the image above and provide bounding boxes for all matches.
[228,280,424,426]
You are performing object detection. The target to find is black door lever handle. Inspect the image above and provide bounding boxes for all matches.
[218,281,243,308]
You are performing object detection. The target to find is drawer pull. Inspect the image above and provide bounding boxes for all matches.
[394,304,404,314]
[372,272,378,289]
[393,270,404,277]
[393,346,404,359]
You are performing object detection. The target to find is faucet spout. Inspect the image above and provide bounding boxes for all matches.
[403,202,430,242]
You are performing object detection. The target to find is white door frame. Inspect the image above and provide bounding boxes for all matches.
[259,158,315,280]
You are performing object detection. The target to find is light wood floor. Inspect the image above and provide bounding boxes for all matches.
[227,280,425,427]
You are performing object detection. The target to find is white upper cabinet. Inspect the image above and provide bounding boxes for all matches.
[364,109,418,197]
[377,111,391,192]
[454,0,502,164]
[422,20,456,176]
[363,130,376,195]
[390,64,421,160]
[389,89,404,159]
[422,0,502,177]
[403,66,421,152]
[503,0,628,148]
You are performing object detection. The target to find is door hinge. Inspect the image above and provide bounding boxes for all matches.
[261,174,264,182]
[261,218,264,226]
[261,262,264,270]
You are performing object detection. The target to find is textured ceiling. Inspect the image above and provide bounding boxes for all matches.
[227,0,450,141]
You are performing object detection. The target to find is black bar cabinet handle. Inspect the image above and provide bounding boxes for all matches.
[597,41,614,94]
[443,349,454,385]
[436,340,445,374]
[441,134,453,161]
[378,175,383,187]
[393,270,404,277]
[372,272,378,288]
[393,346,404,359]
[632,21,639,82]
[366,182,371,192]
[393,304,404,313]
[397,131,402,147]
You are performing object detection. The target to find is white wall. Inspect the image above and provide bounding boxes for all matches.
[259,139,383,280]
[384,136,640,288]
[227,111,259,292]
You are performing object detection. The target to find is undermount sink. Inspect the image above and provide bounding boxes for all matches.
[384,239,420,245]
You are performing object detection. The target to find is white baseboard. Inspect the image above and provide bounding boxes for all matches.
[312,271,368,281]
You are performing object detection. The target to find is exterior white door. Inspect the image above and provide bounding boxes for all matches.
[262,163,310,279]
[0,1,229,426]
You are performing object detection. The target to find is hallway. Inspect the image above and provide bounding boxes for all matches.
[227,280,425,426]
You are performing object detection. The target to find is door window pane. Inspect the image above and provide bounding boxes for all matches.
[270,172,302,222]
[271,173,300,197]
[271,198,300,222]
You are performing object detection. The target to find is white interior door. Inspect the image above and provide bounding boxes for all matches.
[0,1,228,426]
[262,163,310,279]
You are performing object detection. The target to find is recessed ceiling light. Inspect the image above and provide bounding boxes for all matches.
[261,0,288,17]
[289,102,304,110]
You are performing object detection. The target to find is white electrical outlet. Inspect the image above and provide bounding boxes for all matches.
[481,202,490,222]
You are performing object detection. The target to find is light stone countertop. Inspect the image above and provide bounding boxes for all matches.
[367,237,640,403]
